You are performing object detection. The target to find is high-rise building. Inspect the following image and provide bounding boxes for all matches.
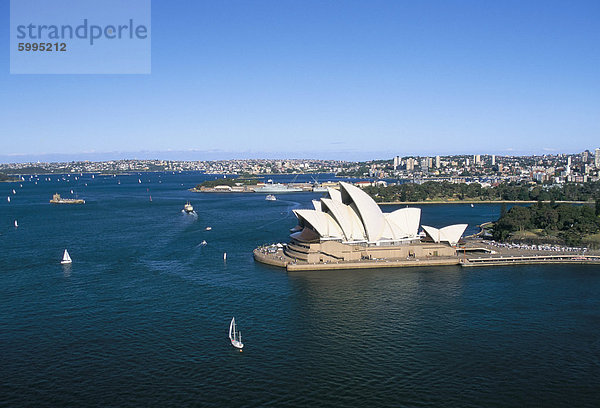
[435,155,441,168]
[567,156,572,166]
[582,151,589,163]
[406,158,415,172]
[465,158,470,166]
[393,155,400,170]
[421,157,429,172]
[595,148,600,167]
[491,155,496,166]
[475,154,481,165]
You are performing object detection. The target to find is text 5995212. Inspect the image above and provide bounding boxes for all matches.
[18,43,67,52]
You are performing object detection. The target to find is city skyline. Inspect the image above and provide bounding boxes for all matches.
[2,145,600,165]
[1,1,599,159]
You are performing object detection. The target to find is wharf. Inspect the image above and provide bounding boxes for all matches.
[191,182,335,193]
[462,254,600,267]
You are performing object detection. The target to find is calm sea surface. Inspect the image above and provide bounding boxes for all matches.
[1,173,599,407]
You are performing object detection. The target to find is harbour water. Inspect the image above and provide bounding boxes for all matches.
[1,173,599,407]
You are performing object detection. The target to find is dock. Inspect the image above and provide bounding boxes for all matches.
[462,254,600,267]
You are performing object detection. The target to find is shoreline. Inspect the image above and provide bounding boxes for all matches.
[254,239,600,271]
[377,200,592,205]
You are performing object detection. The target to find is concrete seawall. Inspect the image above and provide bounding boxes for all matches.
[254,248,600,271]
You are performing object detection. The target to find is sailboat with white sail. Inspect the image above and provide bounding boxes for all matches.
[61,249,72,265]
[229,317,244,350]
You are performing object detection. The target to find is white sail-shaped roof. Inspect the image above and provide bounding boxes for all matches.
[422,224,468,245]
[290,182,462,246]
[321,198,366,241]
[385,208,421,238]
[339,182,385,242]
[293,209,344,239]
[327,187,342,203]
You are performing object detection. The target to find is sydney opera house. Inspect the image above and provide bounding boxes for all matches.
[256,182,468,268]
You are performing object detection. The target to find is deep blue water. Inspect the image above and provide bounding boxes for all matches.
[1,173,599,407]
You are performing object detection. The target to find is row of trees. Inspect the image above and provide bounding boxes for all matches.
[363,181,600,203]
[196,177,259,188]
[492,202,600,246]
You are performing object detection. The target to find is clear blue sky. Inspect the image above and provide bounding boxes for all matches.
[1,0,599,162]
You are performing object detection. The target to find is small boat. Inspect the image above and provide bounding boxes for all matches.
[265,194,276,201]
[199,240,207,246]
[229,317,244,350]
[14,220,18,228]
[138,179,142,184]
[149,195,152,202]
[61,249,72,265]
[12,189,16,194]
[470,203,474,208]
[183,201,194,213]
[205,227,212,231]
[7,196,10,203]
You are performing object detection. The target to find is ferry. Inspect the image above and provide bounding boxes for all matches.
[49,193,85,204]
[183,201,194,213]
[254,183,302,193]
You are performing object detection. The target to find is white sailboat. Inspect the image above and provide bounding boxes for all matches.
[14,220,18,228]
[61,249,72,264]
[229,317,244,350]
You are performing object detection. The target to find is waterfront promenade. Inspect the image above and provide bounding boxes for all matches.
[254,238,600,271]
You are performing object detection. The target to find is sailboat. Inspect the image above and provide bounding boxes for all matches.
[7,196,10,202]
[229,317,244,350]
[14,220,18,228]
[61,249,72,265]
